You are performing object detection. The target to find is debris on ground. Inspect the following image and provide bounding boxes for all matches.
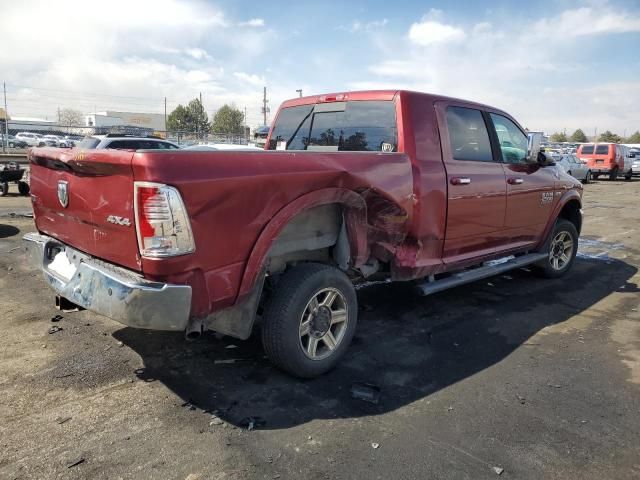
[209,415,224,426]
[516,395,526,405]
[225,344,238,349]
[56,416,72,425]
[547,384,562,388]
[67,457,85,468]
[117,341,124,347]
[350,382,381,404]
[48,326,63,334]
[492,466,504,475]
[214,359,239,364]
[50,314,63,322]
[371,443,380,449]
[240,416,266,431]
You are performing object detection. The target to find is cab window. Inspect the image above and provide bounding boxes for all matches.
[445,106,493,162]
[489,113,528,164]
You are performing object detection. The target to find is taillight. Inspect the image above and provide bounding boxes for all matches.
[134,181,195,258]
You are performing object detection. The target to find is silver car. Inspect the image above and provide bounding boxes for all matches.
[556,154,592,183]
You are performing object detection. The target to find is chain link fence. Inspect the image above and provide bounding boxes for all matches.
[1,121,257,153]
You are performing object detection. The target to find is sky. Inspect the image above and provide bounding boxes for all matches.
[1,0,639,135]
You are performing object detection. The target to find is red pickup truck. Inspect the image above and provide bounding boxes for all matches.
[24,90,583,377]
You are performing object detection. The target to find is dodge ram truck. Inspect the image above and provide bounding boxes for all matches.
[24,90,583,378]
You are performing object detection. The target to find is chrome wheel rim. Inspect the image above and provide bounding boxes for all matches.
[549,231,574,271]
[299,287,348,360]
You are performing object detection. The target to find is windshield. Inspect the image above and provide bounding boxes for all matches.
[580,145,594,154]
[268,100,397,152]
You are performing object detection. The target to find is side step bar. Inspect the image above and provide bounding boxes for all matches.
[414,252,548,296]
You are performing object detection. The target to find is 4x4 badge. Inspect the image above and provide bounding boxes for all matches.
[57,181,69,208]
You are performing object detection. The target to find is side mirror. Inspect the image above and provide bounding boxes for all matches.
[526,132,542,164]
[630,153,636,159]
[537,151,556,166]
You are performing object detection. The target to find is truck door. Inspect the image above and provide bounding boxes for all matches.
[487,112,556,247]
[437,103,507,264]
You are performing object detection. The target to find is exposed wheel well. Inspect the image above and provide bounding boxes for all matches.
[558,199,582,235]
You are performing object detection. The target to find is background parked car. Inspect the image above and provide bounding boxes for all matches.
[1,134,28,148]
[15,132,45,147]
[557,154,592,183]
[42,134,71,147]
[77,134,179,150]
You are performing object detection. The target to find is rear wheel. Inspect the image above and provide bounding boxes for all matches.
[609,168,618,181]
[18,181,30,196]
[0,182,8,196]
[261,263,358,378]
[535,219,578,279]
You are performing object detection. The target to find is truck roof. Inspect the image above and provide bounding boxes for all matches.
[279,89,500,112]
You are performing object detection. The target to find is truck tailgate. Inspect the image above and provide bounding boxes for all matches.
[29,148,141,271]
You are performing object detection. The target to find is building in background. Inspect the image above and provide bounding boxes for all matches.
[85,111,166,131]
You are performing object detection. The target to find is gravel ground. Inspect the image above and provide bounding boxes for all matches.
[0,179,639,479]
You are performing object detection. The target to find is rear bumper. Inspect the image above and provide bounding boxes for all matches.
[23,233,192,331]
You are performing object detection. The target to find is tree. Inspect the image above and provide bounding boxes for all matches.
[166,98,210,133]
[598,130,622,143]
[625,131,640,143]
[550,132,567,142]
[59,108,83,128]
[569,129,587,143]
[211,104,244,134]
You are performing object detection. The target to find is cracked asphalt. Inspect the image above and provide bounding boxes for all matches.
[1,179,639,479]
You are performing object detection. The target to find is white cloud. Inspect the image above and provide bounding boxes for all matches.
[405,8,467,47]
[239,18,265,27]
[185,48,211,60]
[532,6,640,38]
[408,18,465,46]
[340,19,389,33]
[233,72,266,86]
[362,5,640,133]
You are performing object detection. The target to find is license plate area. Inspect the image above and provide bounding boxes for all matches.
[45,244,79,281]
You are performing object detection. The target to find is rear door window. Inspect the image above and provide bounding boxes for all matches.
[268,100,397,152]
[445,106,494,162]
[595,145,610,155]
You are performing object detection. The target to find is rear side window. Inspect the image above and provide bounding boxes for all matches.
[595,145,610,155]
[268,101,397,152]
[445,107,493,162]
[580,145,594,154]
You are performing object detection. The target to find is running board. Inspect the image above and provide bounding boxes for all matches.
[414,253,548,296]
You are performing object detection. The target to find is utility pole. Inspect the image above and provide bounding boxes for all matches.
[244,106,247,143]
[164,97,167,134]
[3,82,8,154]
[296,89,302,98]
[262,87,269,126]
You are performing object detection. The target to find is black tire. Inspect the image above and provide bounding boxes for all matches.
[582,171,592,184]
[592,173,599,180]
[625,170,632,181]
[9,142,14,148]
[567,171,572,177]
[261,263,358,378]
[534,219,579,279]
[609,168,618,181]
[18,181,30,196]
[0,182,8,197]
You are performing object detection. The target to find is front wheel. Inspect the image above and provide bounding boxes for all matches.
[0,182,8,196]
[261,263,358,378]
[625,169,632,181]
[582,171,592,184]
[535,219,578,279]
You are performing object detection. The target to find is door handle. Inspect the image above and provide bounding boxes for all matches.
[507,177,523,185]
[450,177,471,185]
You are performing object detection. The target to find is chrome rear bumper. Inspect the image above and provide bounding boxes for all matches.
[23,233,192,331]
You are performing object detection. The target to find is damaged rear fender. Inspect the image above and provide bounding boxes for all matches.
[236,188,369,302]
